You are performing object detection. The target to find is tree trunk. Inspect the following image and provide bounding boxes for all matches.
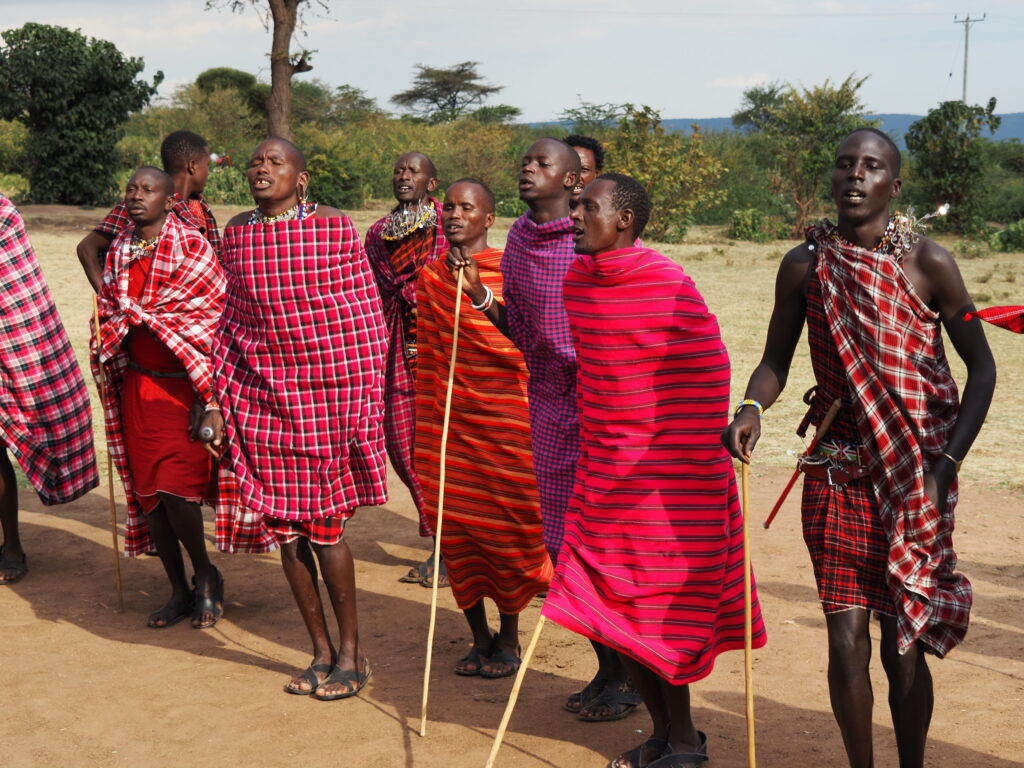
[266,0,301,140]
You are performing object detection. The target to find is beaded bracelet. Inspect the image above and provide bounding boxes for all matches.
[472,285,494,312]
[733,398,764,418]
[204,403,222,412]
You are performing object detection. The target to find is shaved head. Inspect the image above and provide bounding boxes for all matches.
[133,165,174,198]
[397,151,437,179]
[256,137,307,171]
[532,138,582,176]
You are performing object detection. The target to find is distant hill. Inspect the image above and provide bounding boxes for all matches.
[663,113,1024,148]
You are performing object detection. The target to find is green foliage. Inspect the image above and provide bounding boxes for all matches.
[728,208,787,242]
[693,130,791,225]
[558,98,626,138]
[731,82,785,131]
[391,62,504,123]
[470,104,522,125]
[196,67,257,94]
[610,106,727,242]
[0,173,29,201]
[203,166,253,206]
[980,139,1024,224]
[0,119,27,175]
[0,23,162,204]
[905,98,1001,232]
[758,75,877,233]
[990,219,1024,252]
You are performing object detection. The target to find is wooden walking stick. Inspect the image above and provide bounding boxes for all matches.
[484,614,546,768]
[93,295,124,612]
[740,463,756,768]
[420,267,465,737]
[763,398,842,529]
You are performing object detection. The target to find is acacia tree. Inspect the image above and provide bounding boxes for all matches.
[610,105,726,243]
[391,62,506,123]
[905,98,1001,232]
[0,23,161,204]
[206,0,324,139]
[739,75,876,233]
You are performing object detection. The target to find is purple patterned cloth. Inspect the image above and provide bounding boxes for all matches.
[500,213,579,561]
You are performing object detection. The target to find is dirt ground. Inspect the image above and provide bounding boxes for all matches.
[1,205,1022,767]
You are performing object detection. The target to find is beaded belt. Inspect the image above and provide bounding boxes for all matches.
[126,360,188,379]
[799,439,871,486]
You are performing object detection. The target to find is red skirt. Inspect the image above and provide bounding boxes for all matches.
[263,514,348,546]
[802,475,895,615]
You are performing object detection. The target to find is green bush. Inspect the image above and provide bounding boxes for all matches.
[728,208,786,242]
[203,166,253,206]
[990,219,1024,252]
[0,173,29,200]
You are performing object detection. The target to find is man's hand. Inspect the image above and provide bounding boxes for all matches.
[446,245,487,304]
[198,409,226,459]
[721,409,762,464]
[923,460,955,516]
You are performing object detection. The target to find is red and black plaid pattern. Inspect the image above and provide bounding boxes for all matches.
[802,475,894,614]
[214,216,389,521]
[500,213,580,562]
[364,200,447,536]
[93,214,275,556]
[264,513,348,546]
[0,195,98,504]
[96,194,221,256]
[809,221,969,657]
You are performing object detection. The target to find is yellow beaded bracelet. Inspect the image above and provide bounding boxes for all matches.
[733,399,764,418]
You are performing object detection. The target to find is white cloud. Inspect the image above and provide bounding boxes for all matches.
[707,72,771,89]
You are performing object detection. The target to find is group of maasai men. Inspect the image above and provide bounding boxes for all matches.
[0,124,996,768]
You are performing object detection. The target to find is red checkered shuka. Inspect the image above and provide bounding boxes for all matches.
[213,216,389,521]
[92,214,275,556]
[809,221,969,657]
[96,194,221,257]
[0,194,98,504]
[364,199,448,535]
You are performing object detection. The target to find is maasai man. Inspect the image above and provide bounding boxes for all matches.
[544,173,767,768]
[93,166,250,629]
[0,194,98,584]
[202,138,387,700]
[564,134,605,201]
[365,152,449,587]
[449,138,640,720]
[722,128,996,768]
[77,130,218,292]
[416,178,552,678]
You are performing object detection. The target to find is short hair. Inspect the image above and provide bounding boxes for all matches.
[160,131,209,174]
[564,134,605,172]
[133,165,175,197]
[596,172,651,240]
[448,177,495,212]
[841,127,902,175]
[397,151,437,178]
[263,136,307,171]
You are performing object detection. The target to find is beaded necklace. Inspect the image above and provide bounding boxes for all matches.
[128,234,159,261]
[248,201,316,225]
[826,212,916,259]
[381,200,437,242]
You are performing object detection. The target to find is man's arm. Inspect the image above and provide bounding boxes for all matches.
[918,240,996,512]
[77,230,114,293]
[722,243,815,462]
[446,246,511,339]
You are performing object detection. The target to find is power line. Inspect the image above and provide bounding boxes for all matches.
[954,13,986,103]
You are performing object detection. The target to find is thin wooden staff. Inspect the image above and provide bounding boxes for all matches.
[740,463,756,768]
[420,267,465,737]
[93,295,124,612]
[762,398,842,529]
[484,614,546,768]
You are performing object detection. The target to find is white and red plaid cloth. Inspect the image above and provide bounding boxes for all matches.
[810,221,970,657]
[92,214,275,556]
[0,194,98,504]
[213,216,389,521]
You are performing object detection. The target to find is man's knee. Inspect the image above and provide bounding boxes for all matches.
[826,615,872,672]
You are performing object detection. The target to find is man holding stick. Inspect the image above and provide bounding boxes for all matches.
[722,128,996,768]
[416,178,552,678]
[542,173,766,768]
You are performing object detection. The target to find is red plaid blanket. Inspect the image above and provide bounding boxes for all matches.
[92,214,275,556]
[0,195,98,503]
[96,194,221,256]
[809,221,969,657]
[213,216,389,520]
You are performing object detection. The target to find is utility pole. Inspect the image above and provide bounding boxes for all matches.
[954,13,986,103]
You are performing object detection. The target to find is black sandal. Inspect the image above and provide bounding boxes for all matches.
[644,731,708,768]
[192,567,224,629]
[283,662,333,695]
[565,676,607,713]
[454,643,492,676]
[578,683,641,722]
[607,737,669,768]
[314,656,371,701]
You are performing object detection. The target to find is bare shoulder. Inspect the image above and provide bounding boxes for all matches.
[911,235,957,272]
[226,211,250,228]
[779,240,817,281]
[314,205,344,219]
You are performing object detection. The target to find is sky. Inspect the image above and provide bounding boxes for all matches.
[4,0,1023,122]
